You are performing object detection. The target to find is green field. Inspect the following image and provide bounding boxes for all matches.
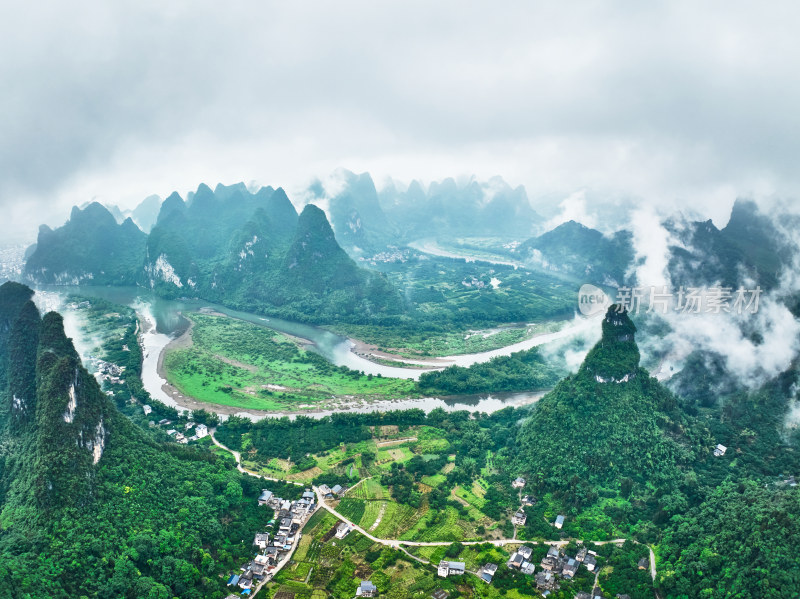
[163,313,417,411]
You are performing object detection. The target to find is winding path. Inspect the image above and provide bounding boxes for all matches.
[210,432,658,589]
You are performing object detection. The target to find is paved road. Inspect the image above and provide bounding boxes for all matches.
[211,431,659,588]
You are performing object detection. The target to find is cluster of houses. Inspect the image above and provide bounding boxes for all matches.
[146,413,209,443]
[92,358,126,385]
[358,247,410,266]
[227,488,317,593]
[534,545,598,593]
[510,477,564,531]
[165,421,209,444]
[318,483,347,499]
[507,545,536,575]
[461,275,487,288]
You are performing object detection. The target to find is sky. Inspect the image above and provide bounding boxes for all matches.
[3,1,800,242]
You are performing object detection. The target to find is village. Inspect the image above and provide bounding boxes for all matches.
[216,469,652,599]
[224,486,320,596]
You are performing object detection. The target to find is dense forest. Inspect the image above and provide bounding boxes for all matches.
[417,347,562,395]
[0,283,273,598]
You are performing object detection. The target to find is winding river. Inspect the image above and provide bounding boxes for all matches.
[34,285,597,419]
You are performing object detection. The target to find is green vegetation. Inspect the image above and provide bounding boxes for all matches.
[515,220,634,286]
[25,203,147,285]
[0,283,274,599]
[657,480,800,597]
[418,347,562,395]
[164,313,417,410]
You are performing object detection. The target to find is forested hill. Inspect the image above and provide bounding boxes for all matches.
[516,305,705,502]
[514,220,634,287]
[515,305,800,596]
[23,184,403,323]
[0,282,276,598]
[25,202,146,285]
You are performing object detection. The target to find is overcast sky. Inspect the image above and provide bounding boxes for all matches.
[2,1,800,242]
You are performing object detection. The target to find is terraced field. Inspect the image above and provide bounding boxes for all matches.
[372,501,425,538]
[349,478,386,500]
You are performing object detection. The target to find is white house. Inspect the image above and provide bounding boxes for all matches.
[355,580,378,597]
[195,424,209,438]
[554,515,565,529]
[714,444,727,456]
[437,561,466,577]
[335,522,351,539]
[142,404,152,416]
[512,477,526,489]
[512,510,527,526]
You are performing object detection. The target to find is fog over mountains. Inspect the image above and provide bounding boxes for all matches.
[17,168,800,404]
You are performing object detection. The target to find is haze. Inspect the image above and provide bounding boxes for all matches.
[2,0,800,241]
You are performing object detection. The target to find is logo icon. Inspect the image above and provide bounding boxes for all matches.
[578,284,610,316]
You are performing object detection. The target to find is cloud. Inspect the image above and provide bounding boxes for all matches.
[4,1,800,241]
[625,202,800,390]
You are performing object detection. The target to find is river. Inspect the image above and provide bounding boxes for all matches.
[34,285,596,419]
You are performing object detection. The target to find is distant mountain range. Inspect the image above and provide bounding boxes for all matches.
[303,171,544,254]
[85,194,163,234]
[25,184,402,323]
[21,172,799,327]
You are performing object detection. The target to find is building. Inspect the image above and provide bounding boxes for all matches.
[561,557,579,578]
[142,404,152,416]
[356,580,378,597]
[238,570,253,590]
[522,494,536,506]
[554,514,565,529]
[507,553,524,569]
[257,489,273,505]
[540,546,560,571]
[437,561,466,577]
[331,484,344,496]
[335,522,351,539]
[195,423,209,438]
[521,561,536,575]
[512,477,526,489]
[254,533,269,549]
[319,484,332,497]
[478,563,498,583]
[512,510,527,526]
[535,570,558,591]
[226,574,240,586]
[279,517,293,533]
[638,557,649,570]
[592,587,604,599]
[584,554,598,572]
[714,443,727,456]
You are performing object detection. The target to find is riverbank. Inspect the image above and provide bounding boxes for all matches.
[151,312,550,418]
[151,311,554,419]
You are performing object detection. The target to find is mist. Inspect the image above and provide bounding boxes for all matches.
[4,2,800,242]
